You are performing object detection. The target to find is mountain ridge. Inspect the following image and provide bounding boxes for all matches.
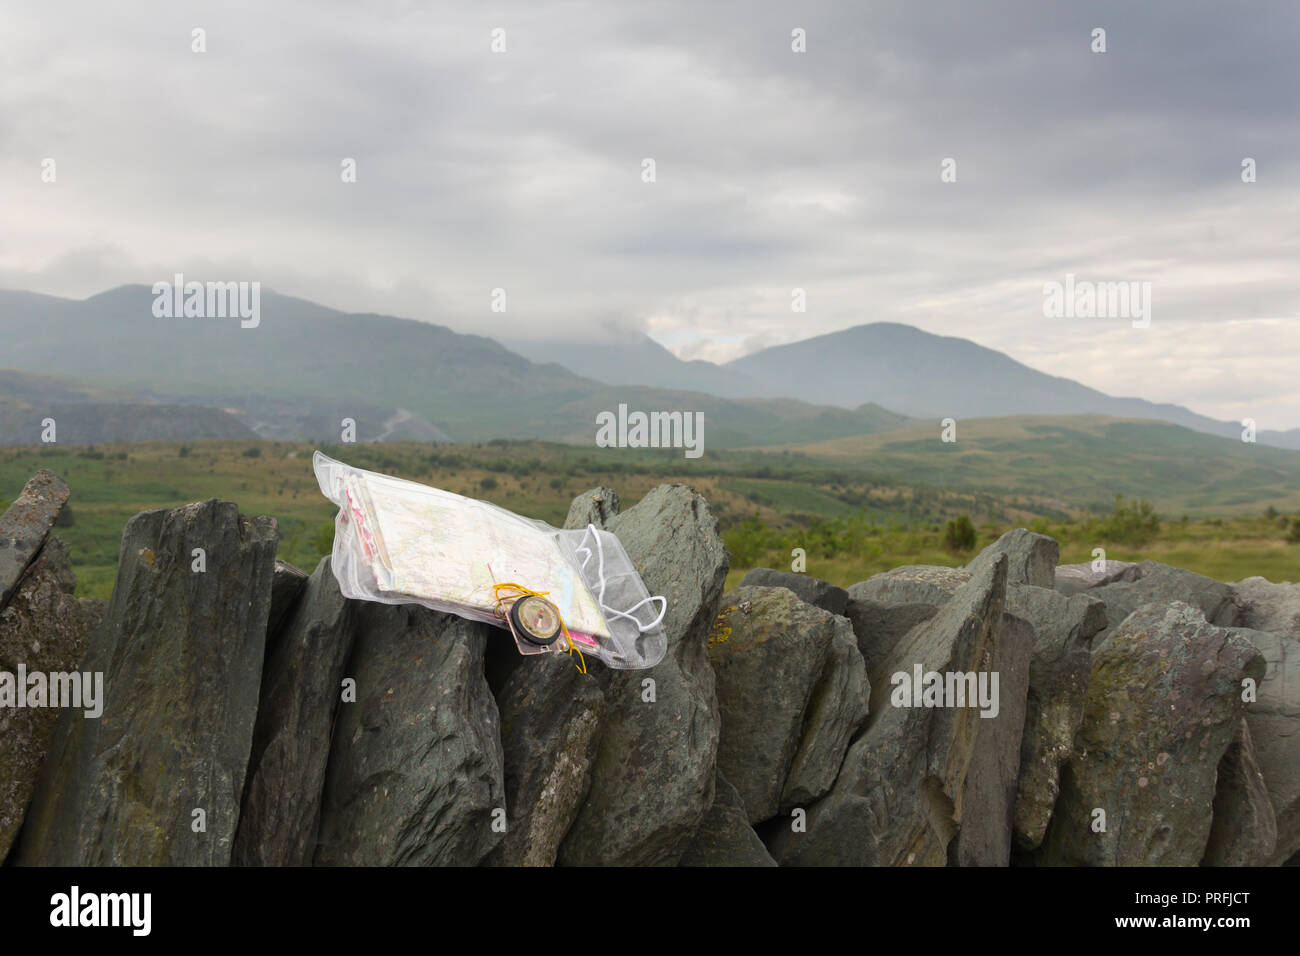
[515,320,1298,449]
[1,284,1294,450]
[0,286,913,448]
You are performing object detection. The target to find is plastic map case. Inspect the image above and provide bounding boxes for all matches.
[313,451,667,669]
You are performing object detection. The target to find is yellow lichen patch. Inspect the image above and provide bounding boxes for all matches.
[707,604,740,649]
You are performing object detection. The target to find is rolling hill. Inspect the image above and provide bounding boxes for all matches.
[3,286,1296,465]
[514,323,1300,450]
[787,414,1300,515]
[0,370,257,444]
[0,286,914,448]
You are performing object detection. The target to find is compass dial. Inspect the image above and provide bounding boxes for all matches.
[510,595,562,646]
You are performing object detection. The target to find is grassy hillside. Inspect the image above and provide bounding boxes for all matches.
[788,415,1300,514]
[2,435,1298,601]
[0,438,991,596]
[0,401,257,444]
[720,508,1300,593]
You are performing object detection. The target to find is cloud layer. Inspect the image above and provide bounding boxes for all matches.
[2,0,1297,426]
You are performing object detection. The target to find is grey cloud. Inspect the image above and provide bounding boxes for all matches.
[0,0,1296,423]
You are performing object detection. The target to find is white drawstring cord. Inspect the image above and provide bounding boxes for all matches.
[576,523,667,632]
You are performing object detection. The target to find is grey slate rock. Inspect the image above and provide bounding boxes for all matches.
[558,484,727,867]
[783,609,871,811]
[0,536,101,862]
[486,654,605,867]
[738,568,848,616]
[314,602,504,866]
[1007,585,1108,850]
[233,557,357,866]
[844,565,970,685]
[0,470,70,610]
[850,564,971,606]
[1229,626,1300,865]
[707,586,868,823]
[265,558,310,650]
[679,772,777,867]
[954,610,1032,866]
[1039,602,1265,866]
[1053,559,1140,596]
[967,528,1059,589]
[1231,576,1300,639]
[564,487,620,530]
[14,500,278,866]
[1090,560,1241,631]
[769,556,1008,866]
[1202,719,1277,866]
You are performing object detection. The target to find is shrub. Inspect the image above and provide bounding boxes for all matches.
[723,515,782,567]
[480,476,499,491]
[1098,494,1160,546]
[242,446,262,458]
[178,444,192,458]
[1287,519,1300,544]
[944,514,977,551]
[310,520,335,556]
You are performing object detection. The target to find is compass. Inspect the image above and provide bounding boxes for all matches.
[509,594,562,647]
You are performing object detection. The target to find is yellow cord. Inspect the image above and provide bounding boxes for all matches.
[492,582,587,674]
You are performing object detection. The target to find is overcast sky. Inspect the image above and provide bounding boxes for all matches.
[2,1,1298,427]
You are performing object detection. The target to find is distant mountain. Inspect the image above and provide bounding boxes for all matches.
[0,369,147,405]
[0,287,914,448]
[0,369,257,444]
[5,287,1291,453]
[725,323,1300,450]
[523,335,767,397]
[0,400,256,445]
[0,369,453,445]
[514,321,1298,450]
[194,396,454,444]
[0,285,584,441]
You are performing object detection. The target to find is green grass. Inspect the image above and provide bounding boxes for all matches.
[3,437,1298,601]
[790,415,1300,516]
[723,513,1300,592]
[716,478,862,518]
[6,439,915,598]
